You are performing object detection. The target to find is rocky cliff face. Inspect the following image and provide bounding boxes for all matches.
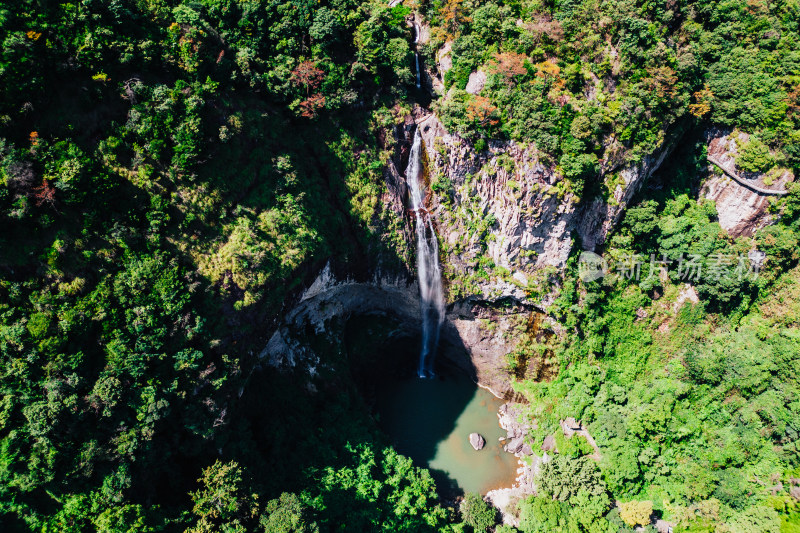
[702,130,791,237]
[415,111,676,305]
[263,108,679,398]
[261,263,420,372]
[576,138,677,251]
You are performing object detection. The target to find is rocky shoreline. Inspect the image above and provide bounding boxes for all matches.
[486,402,547,527]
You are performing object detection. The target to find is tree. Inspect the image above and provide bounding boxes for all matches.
[188,461,258,533]
[537,456,608,502]
[290,61,325,96]
[534,60,560,81]
[261,493,319,533]
[727,506,780,533]
[489,52,528,84]
[312,445,448,531]
[689,86,714,117]
[93,504,157,533]
[642,66,678,100]
[439,0,469,34]
[559,151,598,185]
[618,500,653,527]
[32,178,56,207]
[460,493,497,532]
[466,96,500,128]
[298,94,326,119]
[309,8,341,44]
[736,138,774,173]
[518,496,567,533]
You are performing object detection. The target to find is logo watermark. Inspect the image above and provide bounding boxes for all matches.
[578,250,766,283]
[578,251,608,282]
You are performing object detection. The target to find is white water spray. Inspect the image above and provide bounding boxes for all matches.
[404,129,445,378]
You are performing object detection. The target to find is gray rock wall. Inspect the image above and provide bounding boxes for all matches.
[263,110,678,397]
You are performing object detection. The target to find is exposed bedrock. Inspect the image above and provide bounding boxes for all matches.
[263,110,681,397]
[701,129,790,237]
[414,110,680,304]
[261,261,530,397]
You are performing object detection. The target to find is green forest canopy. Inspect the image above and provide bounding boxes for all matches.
[1,0,800,532]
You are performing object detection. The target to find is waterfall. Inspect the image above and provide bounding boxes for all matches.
[415,53,421,89]
[404,129,445,378]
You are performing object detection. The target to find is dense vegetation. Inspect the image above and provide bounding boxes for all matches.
[2,0,800,532]
[426,0,800,197]
[0,0,435,530]
[496,131,800,531]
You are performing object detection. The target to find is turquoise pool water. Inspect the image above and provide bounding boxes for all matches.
[374,370,518,495]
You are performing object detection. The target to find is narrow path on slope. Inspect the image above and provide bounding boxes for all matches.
[707,155,789,196]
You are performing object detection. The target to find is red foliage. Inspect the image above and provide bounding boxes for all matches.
[291,61,325,95]
[33,179,56,207]
[489,52,528,83]
[299,94,326,118]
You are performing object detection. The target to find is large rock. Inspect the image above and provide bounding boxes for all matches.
[437,41,452,78]
[703,174,773,237]
[416,110,679,286]
[469,433,486,450]
[417,112,577,275]
[701,130,791,237]
[505,436,524,454]
[261,263,421,369]
[465,70,487,95]
[541,434,556,452]
[440,302,531,397]
[262,108,681,398]
[408,109,680,394]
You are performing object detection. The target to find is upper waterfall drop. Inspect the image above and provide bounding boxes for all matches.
[404,128,445,378]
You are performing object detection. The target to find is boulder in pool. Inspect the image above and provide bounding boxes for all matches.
[469,433,486,450]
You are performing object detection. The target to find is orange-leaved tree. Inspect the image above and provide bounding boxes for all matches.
[466,96,500,128]
[689,85,714,118]
[439,0,470,35]
[489,52,528,84]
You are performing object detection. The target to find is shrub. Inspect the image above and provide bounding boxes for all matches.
[460,493,497,532]
[736,139,774,173]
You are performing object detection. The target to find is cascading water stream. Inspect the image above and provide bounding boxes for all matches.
[413,22,421,88]
[404,129,445,378]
